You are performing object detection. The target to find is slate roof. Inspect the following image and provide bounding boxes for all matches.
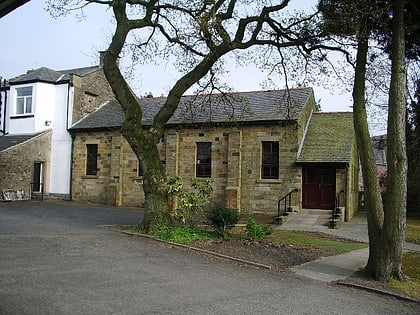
[0,0,30,18]
[297,112,354,164]
[0,132,46,152]
[70,88,313,131]
[8,66,102,85]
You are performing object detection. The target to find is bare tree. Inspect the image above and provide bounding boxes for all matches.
[49,0,340,231]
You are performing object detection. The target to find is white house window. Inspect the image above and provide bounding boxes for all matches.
[16,86,33,115]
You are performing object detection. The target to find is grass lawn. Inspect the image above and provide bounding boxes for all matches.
[406,218,420,244]
[389,251,420,300]
[383,217,420,300]
[266,230,368,253]
[124,224,368,254]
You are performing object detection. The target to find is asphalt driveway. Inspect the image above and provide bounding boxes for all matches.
[0,201,418,314]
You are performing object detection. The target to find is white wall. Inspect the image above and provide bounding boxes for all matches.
[0,90,5,133]
[7,83,37,134]
[48,83,73,196]
[4,81,74,197]
[6,82,71,134]
[33,83,57,132]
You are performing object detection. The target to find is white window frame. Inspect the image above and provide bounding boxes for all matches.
[15,86,33,115]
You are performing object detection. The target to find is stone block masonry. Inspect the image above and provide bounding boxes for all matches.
[72,122,304,213]
[0,131,51,200]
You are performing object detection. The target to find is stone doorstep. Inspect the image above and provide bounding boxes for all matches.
[277,209,336,229]
[275,209,298,225]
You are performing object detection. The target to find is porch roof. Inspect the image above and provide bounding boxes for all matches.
[70,88,313,131]
[297,112,354,164]
[0,132,45,152]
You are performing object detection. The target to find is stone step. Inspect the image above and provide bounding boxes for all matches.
[278,209,334,230]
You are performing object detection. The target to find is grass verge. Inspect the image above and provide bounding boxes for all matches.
[151,226,215,243]
[389,252,420,300]
[406,218,420,244]
[266,230,368,254]
[118,224,367,254]
[115,224,215,243]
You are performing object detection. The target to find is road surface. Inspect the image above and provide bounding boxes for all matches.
[0,201,418,314]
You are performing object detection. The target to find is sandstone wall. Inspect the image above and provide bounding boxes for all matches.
[0,131,51,200]
[72,122,304,213]
[71,69,116,124]
[72,131,146,207]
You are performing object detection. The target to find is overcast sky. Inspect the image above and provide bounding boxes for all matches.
[0,0,359,116]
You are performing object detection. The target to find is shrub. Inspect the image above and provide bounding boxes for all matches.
[152,226,214,243]
[246,214,266,241]
[167,176,213,226]
[206,202,239,238]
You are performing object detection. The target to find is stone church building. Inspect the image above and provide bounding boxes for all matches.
[1,59,359,221]
[69,88,359,220]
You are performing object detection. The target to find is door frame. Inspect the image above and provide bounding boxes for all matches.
[32,161,44,193]
[302,166,336,210]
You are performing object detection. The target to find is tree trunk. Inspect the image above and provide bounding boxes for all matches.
[100,2,232,230]
[352,15,385,280]
[353,1,407,282]
[141,161,171,232]
[124,126,171,231]
[380,0,407,280]
[99,6,172,231]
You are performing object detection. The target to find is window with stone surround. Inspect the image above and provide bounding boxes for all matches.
[15,86,33,115]
[261,141,279,179]
[86,144,98,176]
[196,142,212,178]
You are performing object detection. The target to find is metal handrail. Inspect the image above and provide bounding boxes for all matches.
[277,188,298,224]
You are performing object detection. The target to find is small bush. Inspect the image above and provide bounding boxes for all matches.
[246,214,266,241]
[263,224,273,236]
[167,176,213,226]
[152,226,214,243]
[206,202,239,237]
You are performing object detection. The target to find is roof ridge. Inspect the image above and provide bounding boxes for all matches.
[9,66,60,80]
[313,111,353,115]
[58,65,102,76]
[138,87,313,101]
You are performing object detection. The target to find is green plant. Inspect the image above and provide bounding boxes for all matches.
[406,218,420,244]
[389,252,420,299]
[267,230,368,253]
[263,224,273,236]
[246,214,266,241]
[206,202,239,238]
[167,176,213,226]
[152,226,214,243]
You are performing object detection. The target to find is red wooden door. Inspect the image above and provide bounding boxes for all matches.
[302,167,336,210]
